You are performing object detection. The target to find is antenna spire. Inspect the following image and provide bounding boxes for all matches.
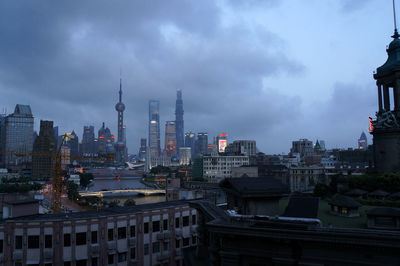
[393,0,399,38]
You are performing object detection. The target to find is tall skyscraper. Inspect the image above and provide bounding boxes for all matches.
[164,121,177,159]
[195,132,208,156]
[175,89,184,154]
[185,132,196,158]
[82,126,95,155]
[66,130,79,159]
[32,120,57,179]
[98,122,115,156]
[115,79,127,163]
[358,132,368,150]
[1,104,34,169]
[138,138,147,162]
[149,100,161,167]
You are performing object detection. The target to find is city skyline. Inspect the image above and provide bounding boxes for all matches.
[0,1,391,153]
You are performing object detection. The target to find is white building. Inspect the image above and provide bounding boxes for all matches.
[203,154,249,183]
[179,147,191,166]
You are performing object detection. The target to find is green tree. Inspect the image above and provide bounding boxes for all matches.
[108,199,120,208]
[124,198,136,206]
[314,183,330,198]
[79,173,94,188]
[66,181,80,201]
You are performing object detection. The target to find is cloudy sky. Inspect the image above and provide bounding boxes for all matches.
[0,0,395,154]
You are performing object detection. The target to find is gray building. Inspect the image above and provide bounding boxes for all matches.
[0,104,34,170]
[290,139,314,160]
[194,132,208,156]
[229,140,257,156]
[175,89,184,154]
[149,100,161,167]
[31,120,57,180]
[82,126,96,155]
[184,132,195,158]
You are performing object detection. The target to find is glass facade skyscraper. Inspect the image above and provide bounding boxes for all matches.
[175,89,184,154]
[1,104,34,169]
[149,100,161,167]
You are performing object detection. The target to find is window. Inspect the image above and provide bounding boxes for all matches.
[64,262,71,266]
[175,239,180,248]
[152,221,160,232]
[91,231,98,244]
[130,247,136,259]
[45,235,52,248]
[175,217,180,228]
[130,225,136,237]
[28,235,39,249]
[108,254,114,265]
[91,258,98,266]
[64,234,71,247]
[76,232,86,246]
[183,237,190,247]
[152,242,160,253]
[192,236,197,245]
[342,208,348,214]
[163,219,168,230]
[144,244,149,255]
[182,216,189,227]
[192,215,196,225]
[108,229,114,241]
[76,261,87,266]
[117,227,126,239]
[118,252,127,263]
[15,235,22,249]
[163,242,168,251]
[0,239,3,253]
[144,222,149,234]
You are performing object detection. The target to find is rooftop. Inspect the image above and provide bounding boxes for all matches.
[220,177,290,197]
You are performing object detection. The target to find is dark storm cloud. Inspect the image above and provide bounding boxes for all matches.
[340,0,374,12]
[0,1,304,152]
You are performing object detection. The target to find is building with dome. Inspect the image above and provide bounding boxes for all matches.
[371,28,400,172]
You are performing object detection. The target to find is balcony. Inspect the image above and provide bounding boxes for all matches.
[107,241,116,251]
[156,232,171,241]
[175,229,182,239]
[157,251,170,261]
[44,249,53,260]
[13,250,23,261]
[91,244,100,255]
[128,237,136,247]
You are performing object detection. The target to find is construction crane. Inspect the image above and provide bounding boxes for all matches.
[52,133,73,213]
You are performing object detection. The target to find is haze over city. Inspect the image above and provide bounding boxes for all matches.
[0,0,390,153]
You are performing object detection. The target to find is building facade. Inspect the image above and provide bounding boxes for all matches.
[175,90,184,154]
[164,121,177,160]
[31,120,57,179]
[82,126,96,156]
[0,201,197,266]
[184,132,195,159]
[290,139,314,160]
[289,166,326,192]
[229,140,257,156]
[203,154,249,183]
[138,138,147,162]
[1,104,34,170]
[194,133,208,157]
[149,100,161,167]
[179,147,191,166]
[358,131,368,150]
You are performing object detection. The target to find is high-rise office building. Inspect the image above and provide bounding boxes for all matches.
[229,140,257,156]
[164,121,177,159]
[32,120,57,179]
[185,132,196,158]
[138,138,147,162]
[98,122,115,156]
[149,100,161,167]
[82,126,95,155]
[66,130,79,159]
[216,133,228,153]
[179,147,191,166]
[1,104,34,169]
[0,113,5,166]
[115,79,127,163]
[358,132,368,150]
[175,89,184,154]
[195,132,208,156]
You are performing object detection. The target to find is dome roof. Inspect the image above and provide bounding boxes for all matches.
[376,30,400,77]
[115,102,125,112]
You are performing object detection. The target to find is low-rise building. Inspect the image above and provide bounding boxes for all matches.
[289,166,326,192]
[203,154,249,183]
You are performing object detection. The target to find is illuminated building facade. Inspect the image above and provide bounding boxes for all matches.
[216,133,227,153]
[98,122,115,156]
[164,121,177,159]
[358,132,368,150]
[175,89,184,154]
[65,130,79,158]
[115,79,127,163]
[179,147,191,166]
[1,104,34,169]
[203,154,249,183]
[138,138,147,162]
[32,120,56,179]
[149,100,161,167]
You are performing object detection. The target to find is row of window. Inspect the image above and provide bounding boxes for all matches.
[13,215,197,249]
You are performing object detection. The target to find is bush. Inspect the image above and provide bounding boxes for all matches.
[124,198,136,206]
[314,183,331,198]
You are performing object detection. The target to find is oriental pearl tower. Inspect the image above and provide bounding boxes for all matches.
[115,78,127,163]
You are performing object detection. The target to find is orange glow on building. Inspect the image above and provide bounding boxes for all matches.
[368,117,374,132]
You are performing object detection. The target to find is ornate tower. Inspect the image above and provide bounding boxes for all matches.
[371,27,400,172]
[115,79,127,163]
[175,89,184,154]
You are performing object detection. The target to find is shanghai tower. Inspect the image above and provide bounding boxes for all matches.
[115,79,127,163]
[175,89,184,154]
